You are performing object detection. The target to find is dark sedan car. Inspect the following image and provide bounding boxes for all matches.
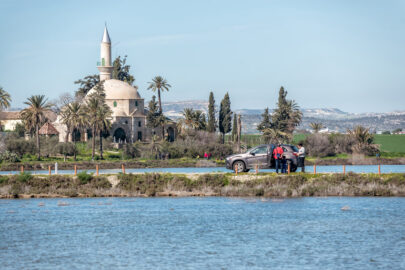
[225,144,298,172]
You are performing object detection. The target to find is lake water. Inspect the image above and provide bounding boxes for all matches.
[1,197,405,269]
[1,165,405,175]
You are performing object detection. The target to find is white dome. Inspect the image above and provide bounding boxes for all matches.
[87,79,141,100]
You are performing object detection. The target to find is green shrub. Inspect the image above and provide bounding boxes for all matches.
[77,171,93,184]
[6,138,36,157]
[106,153,121,159]
[123,143,140,159]
[56,142,77,157]
[0,151,20,163]
[0,176,8,185]
[17,172,33,183]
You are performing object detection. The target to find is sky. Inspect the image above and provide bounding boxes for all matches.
[0,0,404,113]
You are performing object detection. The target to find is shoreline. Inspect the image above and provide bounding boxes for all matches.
[1,172,405,199]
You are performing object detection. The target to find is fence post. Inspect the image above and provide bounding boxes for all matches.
[20,165,24,174]
[96,164,99,176]
[235,165,238,175]
[48,166,51,176]
[288,163,291,175]
[378,164,381,176]
[343,165,346,175]
[122,164,125,174]
[313,164,316,174]
[74,165,77,176]
[255,164,258,174]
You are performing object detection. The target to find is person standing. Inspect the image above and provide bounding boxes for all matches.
[273,144,284,173]
[281,155,287,173]
[296,143,306,172]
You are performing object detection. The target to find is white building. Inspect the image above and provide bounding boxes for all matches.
[55,26,176,143]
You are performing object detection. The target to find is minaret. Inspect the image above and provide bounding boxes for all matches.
[97,26,113,81]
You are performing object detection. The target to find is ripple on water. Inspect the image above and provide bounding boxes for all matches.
[0,197,405,269]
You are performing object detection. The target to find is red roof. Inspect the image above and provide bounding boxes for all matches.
[38,122,59,135]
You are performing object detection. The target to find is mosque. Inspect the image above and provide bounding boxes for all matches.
[54,27,176,143]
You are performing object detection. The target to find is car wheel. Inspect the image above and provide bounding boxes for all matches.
[233,161,246,173]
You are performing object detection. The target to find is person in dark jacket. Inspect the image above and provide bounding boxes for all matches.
[281,155,287,173]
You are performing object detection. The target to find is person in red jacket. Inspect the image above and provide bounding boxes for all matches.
[273,144,284,173]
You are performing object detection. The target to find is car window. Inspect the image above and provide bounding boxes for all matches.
[282,147,288,152]
[251,146,268,155]
[291,146,299,152]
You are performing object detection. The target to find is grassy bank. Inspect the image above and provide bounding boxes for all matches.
[1,155,405,172]
[1,172,405,198]
[0,158,222,171]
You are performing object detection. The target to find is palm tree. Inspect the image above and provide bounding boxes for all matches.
[262,128,291,144]
[347,125,379,155]
[0,87,11,110]
[0,87,11,131]
[61,102,86,160]
[347,126,374,145]
[177,108,196,135]
[310,122,324,133]
[156,113,167,140]
[85,97,101,160]
[84,83,112,160]
[147,76,171,114]
[20,95,52,160]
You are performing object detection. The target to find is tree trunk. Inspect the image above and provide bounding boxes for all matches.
[99,130,103,160]
[222,132,225,144]
[73,129,77,161]
[65,125,69,143]
[162,124,165,140]
[36,124,40,160]
[158,89,162,114]
[237,115,242,153]
[92,126,96,160]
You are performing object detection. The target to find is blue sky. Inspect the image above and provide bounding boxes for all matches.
[0,0,404,113]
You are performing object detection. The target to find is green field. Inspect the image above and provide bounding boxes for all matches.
[374,134,405,153]
[229,134,405,153]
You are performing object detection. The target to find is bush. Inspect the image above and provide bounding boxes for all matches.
[6,138,36,157]
[56,142,77,157]
[77,171,93,184]
[0,150,20,163]
[123,143,140,159]
[304,134,335,157]
[41,136,59,157]
[330,134,355,154]
[14,122,26,137]
[16,172,33,183]
[158,131,233,159]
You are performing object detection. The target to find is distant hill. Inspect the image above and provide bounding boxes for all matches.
[162,100,405,133]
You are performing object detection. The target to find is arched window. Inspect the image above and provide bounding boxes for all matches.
[113,101,117,107]
[135,101,138,106]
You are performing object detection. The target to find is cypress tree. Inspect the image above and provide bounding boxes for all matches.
[232,113,238,142]
[271,86,302,134]
[257,107,272,132]
[146,96,160,130]
[219,92,232,143]
[207,92,216,132]
[272,86,289,132]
